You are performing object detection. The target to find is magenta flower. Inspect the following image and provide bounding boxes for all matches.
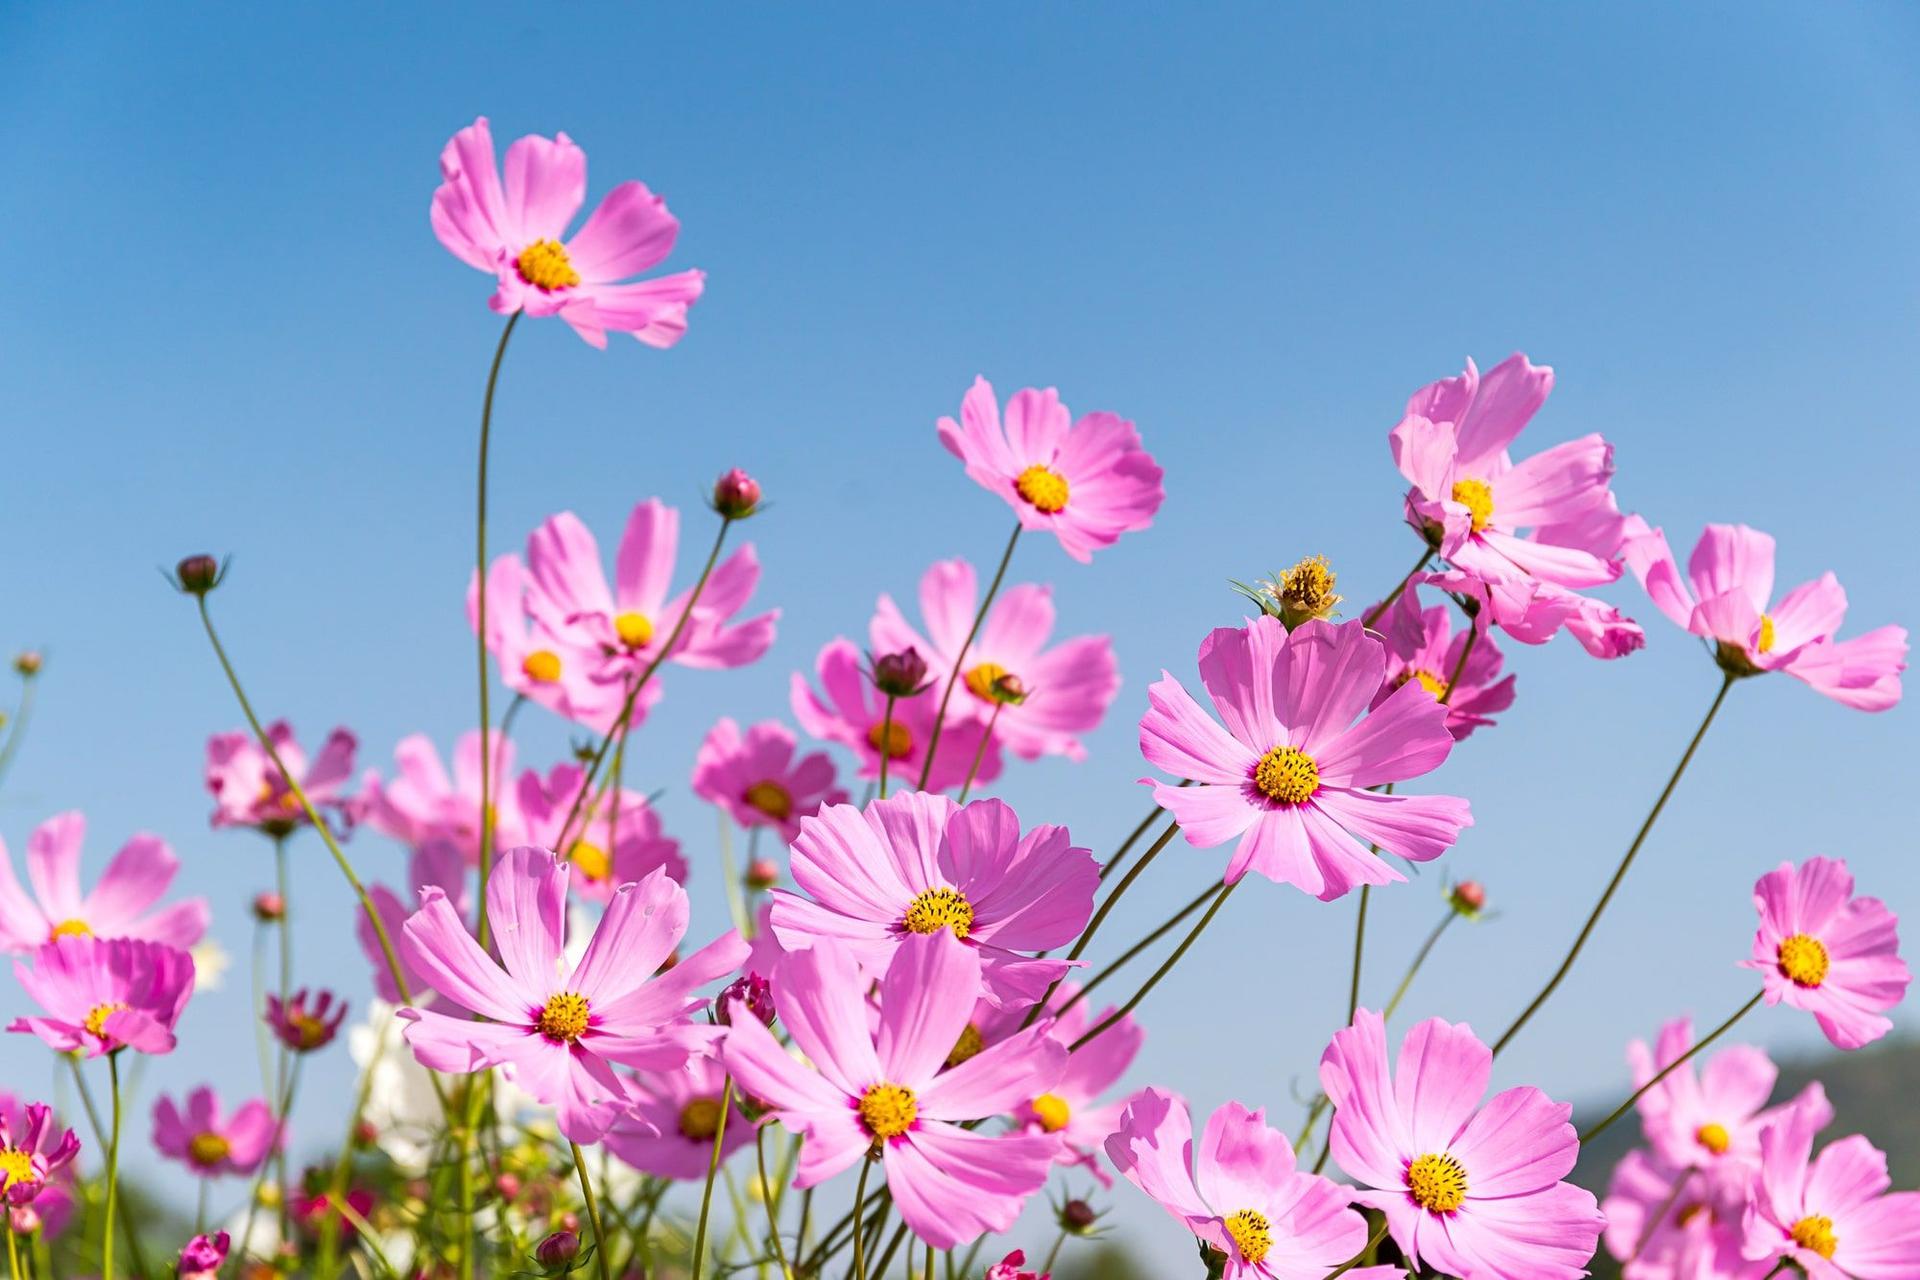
[1623,520,1907,711]
[431,116,704,348]
[357,731,529,864]
[1743,857,1908,1051]
[1000,983,1142,1188]
[691,718,848,845]
[1319,1009,1604,1280]
[986,1252,1048,1280]
[938,377,1164,563]
[206,721,357,835]
[769,791,1096,1008]
[0,1099,77,1206]
[792,638,1004,792]
[1105,1088,1375,1280]
[1602,1149,1767,1280]
[152,1087,278,1179]
[721,932,1065,1249]
[398,846,745,1143]
[1369,583,1515,740]
[1742,1100,1920,1279]
[268,988,348,1054]
[871,558,1121,762]
[178,1231,230,1280]
[603,1051,751,1181]
[473,554,632,733]
[0,813,208,954]
[518,762,687,903]
[1138,616,1472,899]
[9,936,195,1057]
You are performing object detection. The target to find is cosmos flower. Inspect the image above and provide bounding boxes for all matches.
[986,1252,1049,1280]
[691,718,848,845]
[0,1099,77,1206]
[431,116,705,348]
[152,1087,278,1179]
[0,813,208,954]
[1138,616,1472,900]
[997,982,1142,1188]
[357,730,529,864]
[791,638,1003,792]
[177,1232,231,1280]
[205,721,358,835]
[938,377,1164,563]
[517,761,687,903]
[1602,1148,1770,1280]
[1742,1099,1920,1279]
[472,553,632,732]
[1742,857,1908,1051]
[9,936,196,1057]
[1369,581,1515,740]
[267,989,348,1054]
[603,1051,752,1181]
[361,841,471,1005]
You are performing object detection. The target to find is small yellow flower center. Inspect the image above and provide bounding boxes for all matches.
[678,1097,725,1142]
[189,1131,232,1167]
[857,1083,918,1140]
[964,661,1010,703]
[1030,1094,1071,1133]
[1756,614,1777,655]
[1014,465,1070,513]
[1397,668,1450,699]
[1777,933,1830,987]
[1791,1214,1838,1259]
[536,992,592,1043]
[84,1001,129,1040]
[569,841,612,883]
[946,1024,985,1069]
[1677,1202,1712,1227]
[1224,1208,1273,1265]
[521,649,564,684]
[289,1013,330,1050]
[0,1148,35,1190]
[1450,478,1494,533]
[1406,1152,1469,1213]
[867,719,912,760]
[1695,1122,1731,1156]
[1253,746,1320,805]
[903,887,974,939]
[515,238,581,291]
[614,611,655,649]
[744,781,794,822]
[1276,555,1342,626]
[49,918,92,940]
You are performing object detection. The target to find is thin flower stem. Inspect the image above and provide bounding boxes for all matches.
[0,676,38,793]
[1099,797,1175,884]
[1070,879,1238,1051]
[569,1139,615,1280]
[849,1158,874,1280]
[1361,547,1436,628]
[957,703,1001,803]
[1041,1228,1069,1273]
[240,1056,303,1269]
[754,1126,794,1280]
[316,1013,396,1280]
[64,1058,146,1277]
[102,1053,122,1280]
[717,814,751,939]
[690,1077,735,1280]
[5,1221,19,1280]
[1629,1166,1696,1262]
[1492,674,1737,1057]
[1582,991,1764,1143]
[272,835,292,1243]
[917,523,1021,790]
[1026,821,1181,1029]
[1381,911,1457,1022]
[1323,1217,1392,1279]
[1053,883,1217,1018]
[877,694,897,800]
[473,309,521,950]
[871,1221,911,1278]
[1346,886,1370,1024]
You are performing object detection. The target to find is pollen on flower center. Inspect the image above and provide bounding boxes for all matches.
[1695,1122,1731,1155]
[614,611,655,649]
[521,649,564,684]
[569,841,612,882]
[189,1131,232,1167]
[515,238,580,291]
[1791,1214,1838,1259]
[903,887,974,939]
[946,1023,985,1068]
[1224,1208,1273,1265]
[964,661,1010,703]
[536,992,592,1043]
[1406,1152,1469,1213]
[49,918,92,940]
[0,1148,34,1190]
[1030,1094,1071,1133]
[678,1096,725,1142]
[1396,668,1450,699]
[1253,745,1321,805]
[867,719,913,760]
[1014,465,1070,513]
[84,1001,129,1040]
[1756,614,1777,654]
[857,1083,918,1140]
[1777,933,1830,987]
[1450,478,1494,532]
[744,780,793,821]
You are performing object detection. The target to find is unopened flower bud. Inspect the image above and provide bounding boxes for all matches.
[253,891,286,922]
[745,858,780,890]
[1062,1198,1099,1233]
[712,468,763,519]
[989,672,1029,706]
[12,651,42,678]
[1274,555,1342,630]
[717,972,775,1028]
[1449,879,1487,917]
[353,1119,378,1147]
[869,648,930,698]
[535,1230,580,1267]
[175,554,223,595]
[9,1205,40,1235]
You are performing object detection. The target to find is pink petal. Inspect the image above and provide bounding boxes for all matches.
[501,131,585,245]
[565,180,679,282]
[877,932,982,1086]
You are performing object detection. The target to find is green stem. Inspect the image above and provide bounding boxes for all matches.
[1052,883,1216,1018]
[1346,886,1370,1023]
[878,694,897,800]
[718,814,751,940]
[474,309,521,950]
[1381,911,1457,1022]
[1361,547,1436,628]
[690,1078,735,1280]
[272,835,292,1243]
[1069,879,1237,1051]
[1041,1228,1069,1273]
[63,1059,146,1277]
[871,1221,910,1278]
[1324,1217,1393,1279]
[5,1220,18,1280]
[102,1054,121,1280]
[957,703,1001,803]
[1582,992,1764,1143]
[316,1013,396,1280]
[1099,797,1176,884]
[849,1158,874,1280]
[0,676,38,793]
[917,523,1020,789]
[754,1126,794,1280]
[1026,820,1180,1028]
[569,1140,615,1280]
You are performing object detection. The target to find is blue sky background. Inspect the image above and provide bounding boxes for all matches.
[3,0,1917,1267]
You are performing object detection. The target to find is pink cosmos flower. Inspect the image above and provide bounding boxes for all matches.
[603,1051,751,1181]
[152,1087,278,1179]
[205,721,357,834]
[938,377,1164,563]
[518,762,687,903]
[1319,1009,1604,1280]
[357,731,529,864]
[362,841,471,1005]
[431,116,704,348]
[1105,1088,1377,1280]
[1370,582,1515,740]
[268,989,348,1054]
[473,554,631,732]
[1743,857,1908,1051]
[1603,1149,1769,1280]
[769,791,1096,1008]
[398,846,746,1143]
[178,1232,230,1280]
[691,718,848,845]
[792,638,1003,792]
[998,983,1142,1188]
[1138,616,1472,900]
[9,936,195,1057]
[0,1099,77,1206]
[721,932,1066,1249]
[1742,1100,1920,1279]
[986,1252,1047,1280]
[0,813,208,954]
[871,558,1121,762]
[1623,521,1907,711]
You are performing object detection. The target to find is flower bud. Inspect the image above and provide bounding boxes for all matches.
[252,891,286,922]
[179,1231,231,1280]
[712,468,763,519]
[175,554,224,595]
[1061,1198,1099,1234]
[745,858,780,890]
[8,1205,40,1235]
[869,647,930,698]
[353,1119,378,1147]
[717,972,775,1028]
[12,651,42,678]
[535,1230,580,1268]
[1449,879,1487,917]
[988,672,1029,706]
[493,1171,521,1201]
[1274,555,1342,630]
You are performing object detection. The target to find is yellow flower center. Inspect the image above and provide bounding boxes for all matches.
[1450,478,1494,533]
[1224,1208,1273,1265]
[1277,555,1342,626]
[744,781,793,822]
[0,1148,35,1190]
[1777,933,1830,987]
[614,611,655,649]
[189,1131,232,1167]
[289,1013,331,1050]
[1406,1152,1469,1213]
[49,918,92,940]
[84,1001,129,1040]
[903,887,974,939]
[964,661,1010,703]
[867,719,912,760]
[521,650,563,684]
[677,1097,725,1142]
[1677,1202,1712,1228]
[1397,668,1450,699]
[1756,614,1777,654]
[515,238,580,291]
[569,841,612,882]
[946,1024,985,1069]
[1253,746,1320,805]
[536,992,592,1043]
[1791,1214,1838,1259]
[1014,465,1070,513]
[1695,1122,1731,1155]
[857,1083,918,1141]
[1030,1094,1071,1133]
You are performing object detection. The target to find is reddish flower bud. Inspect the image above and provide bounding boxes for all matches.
[493,1171,521,1201]
[12,651,41,677]
[745,858,780,890]
[535,1230,580,1267]
[717,972,776,1028]
[1062,1198,1099,1233]
[989,672,1029,705]
[712,468,763,519]
[1450,879,1487,916]
[870,647,930,698]
[179,1231,231,1280]
[252,891,286,922]
[175,554,224,595]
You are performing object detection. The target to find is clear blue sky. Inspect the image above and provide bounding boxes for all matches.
[3,1,1917,1265]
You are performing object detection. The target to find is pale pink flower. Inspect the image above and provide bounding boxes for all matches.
[1743,857,1908,1051]
[152,1087,278,1179]
[357,730,529,864]
[791,637,1003,792]
[473,554,632,732]
[1138,616,1472,900]
[1000,983,1142,1188]
[603,1051,751,1181]
[0,813,207,954]
[1369,581,1515,740]
[517,762,687,903]
[938,377,1164,563]
[1602,1149,1770,1280]
[691,718,848,845]
[0,1098,77,1207]
[431,116,704,348]
[1742,1100,1920,1279]
[205,721,357,834]
[9,936,196,1057]
[871,558,1121,762]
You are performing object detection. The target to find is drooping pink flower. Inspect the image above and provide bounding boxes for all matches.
[691,718,848,845]
[268,989,348,1054]
[986,1251,1048,1280]
[178,1231,230,1280]
[517,762,687,903]
[1743,857,1908,1051]
[1369,581,1515,740]
[205,721,357,834]
[473,554,632,732]
[871,558,1121,762]
[431,116,705,348]
[9,936,196,1057]
[357,731,529,864]
[769,791,1096,1008]
[1319,1009,1605,1280]
[0,813,208,954]
[603,1051,751,1181]
[1602,1149,1769,1280]
[398,846,746,1143]
[1138,616,1472,900]
[998,983,1142,1188]
[152,1087,278,1179]
[722,931,1065,1249]
[1623,520,1907,711]
[791,638,1003,792]
[1742,1099,1920,1279]
[1105,1088,1377,1280]
[0,1099,77,1206]
[938,377,1164,563]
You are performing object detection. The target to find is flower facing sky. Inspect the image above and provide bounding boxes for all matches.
[1602,1149,1768,1280]
[473,554,632,732]
[0,1099,77,1207]
[518,762,687,903]
[1743,857,1908,1051]
[0,813,208,954]
[205,722,357,835]
[603,1051,751,1181]
[152,1087,278,1180]
[691,717,848,845]
[357,731,529,864]
[1370,582,1516,740]
[985,982,1142,1189]
[10,936,196,1057]
[791,638,1003,792]
[1741,1100,1920,1280]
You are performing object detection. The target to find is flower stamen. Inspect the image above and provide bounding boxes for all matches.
[1406,1152,1469,1213]
[857,1083,918,1141]
[903,888,973,939]
[1014,465,1070,513]
[1695,1122,1731,1155]
[521,650,564,683]
[1253,746,1320,805]
[1450,478,1494,533]
[1777,933,1830,987]
[677,1097,725,1142]
[84,1001,129,1040]
[515,239,580,291]
[743,781,793,822]
[1030,1094,1071,1133]
[1224,1208,1272,1265]
[1790,1214,1837,1259]
[613,612,655,650]
[189,1132,232,1167]
[866,720,912,760]
[536,992,592,1043]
